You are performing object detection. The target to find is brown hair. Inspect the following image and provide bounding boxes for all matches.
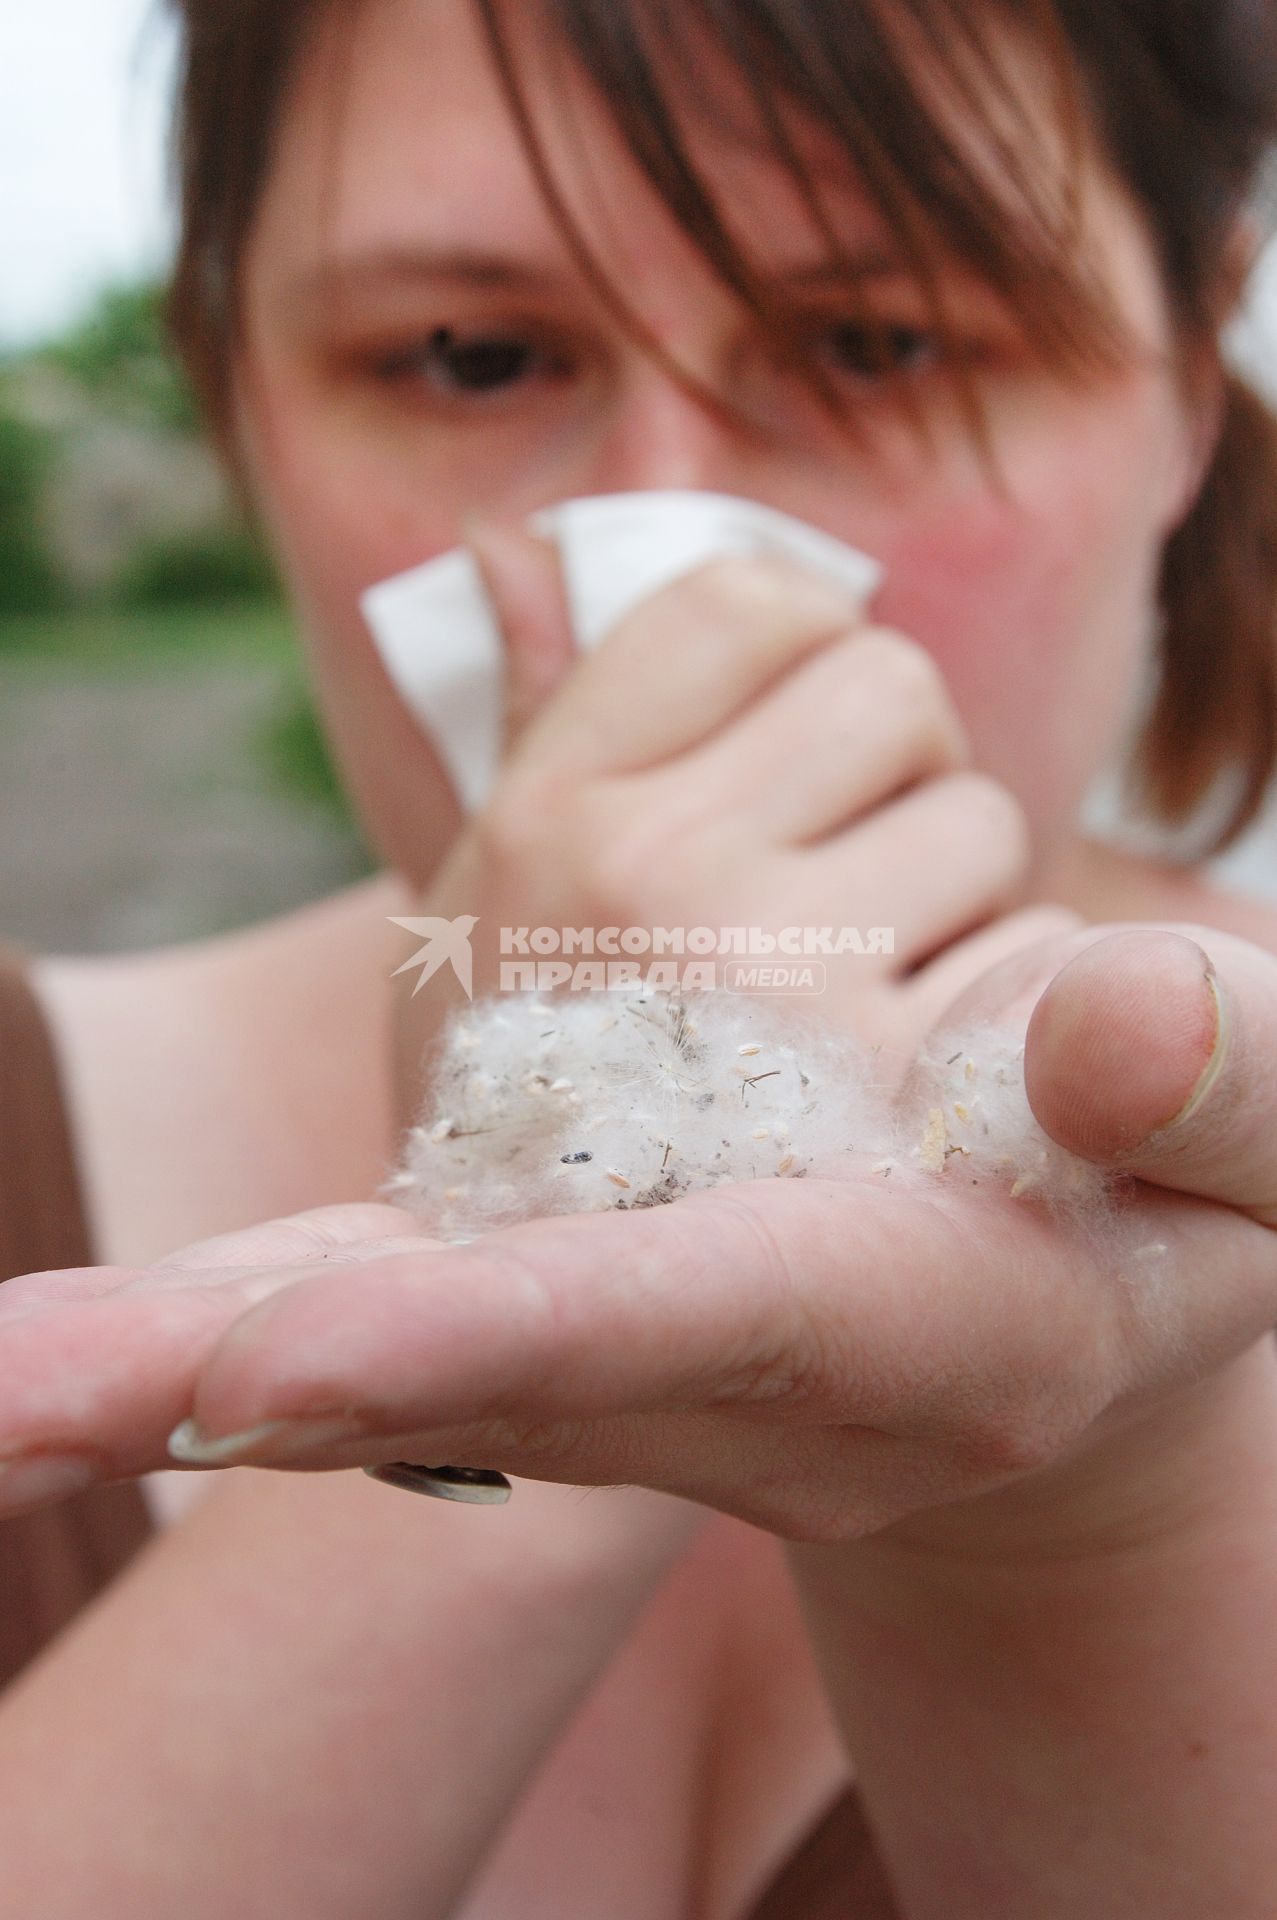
[166,0,1277,854]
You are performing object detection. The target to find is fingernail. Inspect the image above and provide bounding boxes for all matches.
[0,1453,98,1513]
[363,1462,513,1504]
[166,1414,361,1466]
[1160,964,1232,1134]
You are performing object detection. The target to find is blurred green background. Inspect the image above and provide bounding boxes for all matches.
[0,280,375,953]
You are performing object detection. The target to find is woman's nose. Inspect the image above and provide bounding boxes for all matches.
[566,364,778,500]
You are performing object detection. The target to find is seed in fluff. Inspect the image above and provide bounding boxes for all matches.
[388,992,1132,1252]
[918,1107,948,1172]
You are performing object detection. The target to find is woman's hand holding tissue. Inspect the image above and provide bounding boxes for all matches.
[392,519,1074,1125]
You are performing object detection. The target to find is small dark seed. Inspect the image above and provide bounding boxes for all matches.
[560,1150,594,1164]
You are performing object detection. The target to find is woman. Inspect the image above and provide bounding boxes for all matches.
[2,0,1277,1912]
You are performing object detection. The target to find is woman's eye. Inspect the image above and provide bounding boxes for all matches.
[377,326,568,398]
[818,321,940,382]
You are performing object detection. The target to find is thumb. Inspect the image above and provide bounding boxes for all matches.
[1024,925,1277,1229]
[463,513,576,752]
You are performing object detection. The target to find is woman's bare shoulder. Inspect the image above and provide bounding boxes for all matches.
[29,869,412,1267]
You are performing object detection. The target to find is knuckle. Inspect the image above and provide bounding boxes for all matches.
[698,1191,834,1404]
[473,792,536,872]
[763,1460,886,1546]
[685,551,778,600]
[622,553,758,635]
[708,1340,834,1411]
[845,628,969,768]
[573,804,664,917]
[919,696,970,771]
[913,707,970,775]
[853,625,947,706]
[583,784,726,914]
[947,771,1031,864]
[474,1413,588,1466]
[475,769,567,869]
[678,553,858,633]
[779,1503,873,1547]
[957,1396,1069,1482]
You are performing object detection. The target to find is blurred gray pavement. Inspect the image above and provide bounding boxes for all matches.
[0,656,370,955]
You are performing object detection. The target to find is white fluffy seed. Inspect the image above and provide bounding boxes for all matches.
[385,988,1147,1270]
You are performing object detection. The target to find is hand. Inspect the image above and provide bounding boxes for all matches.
[0,1205,450,1510]
[6,921,1277,1561]
[392,517,1070,1125]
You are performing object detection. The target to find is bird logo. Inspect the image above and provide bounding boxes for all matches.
[388,914,479,1000]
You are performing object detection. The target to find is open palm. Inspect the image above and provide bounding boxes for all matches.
[2,923,1275,1549]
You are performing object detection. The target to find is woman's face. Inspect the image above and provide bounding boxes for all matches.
[234,0,1212,888]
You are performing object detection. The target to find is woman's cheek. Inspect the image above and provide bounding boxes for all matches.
[875,498,1079,713]
[248,374,456,612]
[865,446,1152,845]
[239,377,469,878]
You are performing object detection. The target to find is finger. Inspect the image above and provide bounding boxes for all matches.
[513,553,866,780]
[167,1167,1277,1533]
[0,1214,448,1487]
[463,515,576,751]
[174,1172,1117,1463]
[667,626,970,845]
[157,1202,422,1272]
[1025,925,1277,1228]
[0,1202,430,1325]
[798,771,1031,972]
[0,1274,280,1489]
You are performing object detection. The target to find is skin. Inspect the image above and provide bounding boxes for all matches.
[6,1,1277,1913]
[234,0,1207,896]
[233,0,1225,1123]
[6,922,1277,1920]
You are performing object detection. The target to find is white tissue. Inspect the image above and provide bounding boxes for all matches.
[385,986,1144,1264]
[361,490,882,812]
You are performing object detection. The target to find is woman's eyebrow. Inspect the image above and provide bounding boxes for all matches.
[281,247,565,321]
[284,243,913,315]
